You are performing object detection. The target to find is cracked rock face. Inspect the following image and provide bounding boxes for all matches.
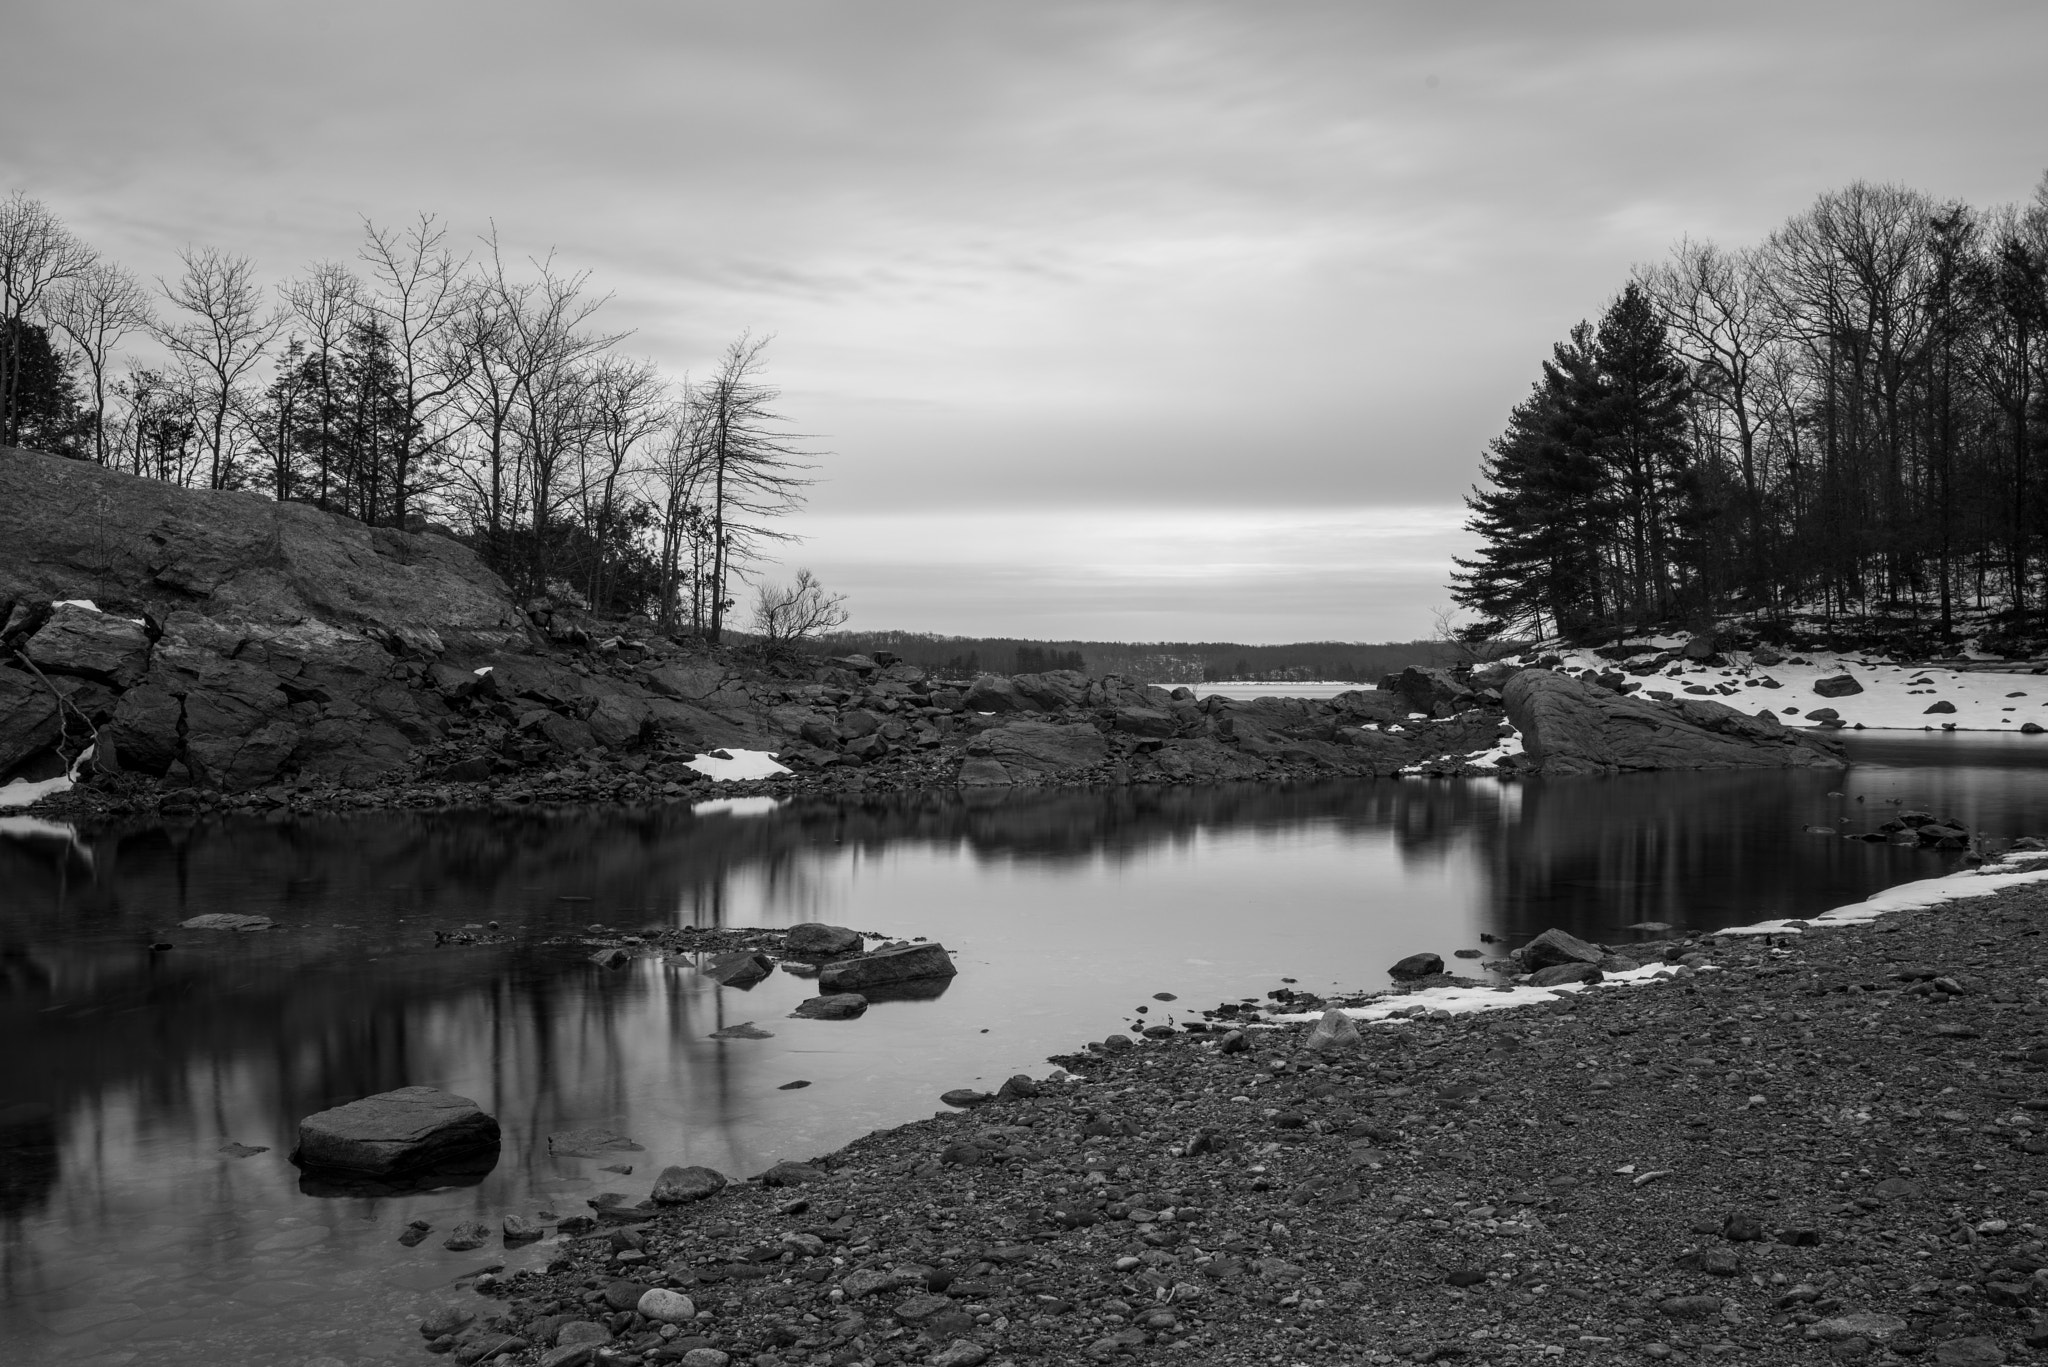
[1504,668,1846,776]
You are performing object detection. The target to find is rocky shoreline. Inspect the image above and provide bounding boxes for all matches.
[399,862,2048,1367]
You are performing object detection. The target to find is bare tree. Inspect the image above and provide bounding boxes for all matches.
[48,259,153,464]
[692,333,817,642]
[648,397,713,633]
[752,567,848,649]
[0,191,96,447]
[576,354,667,609]
[359,214,469,526]
[155,245,282,488]
[281,260,363,508]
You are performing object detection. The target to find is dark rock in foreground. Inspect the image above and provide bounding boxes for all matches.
[292,1086,500,1175]
[818,941,958,993]
[1505,668,1845,776]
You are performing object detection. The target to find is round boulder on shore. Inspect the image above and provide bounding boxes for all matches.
[785,922,863,957]
[1388,952,1443,979]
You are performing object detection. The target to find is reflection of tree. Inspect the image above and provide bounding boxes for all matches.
[1479,769,1923,943]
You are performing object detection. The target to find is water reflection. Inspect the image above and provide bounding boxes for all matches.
[3,739,2047,1363]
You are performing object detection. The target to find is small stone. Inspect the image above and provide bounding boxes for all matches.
[1528,962,1602,988]
[778,1079,811,1090]
[637,1287,697,1324]
[589,947,631,968]
[218,1141,268,1158]
[603,1279,651,1312]
[928,1342,992,1367]
[1389,953,1444,979]
[1723,1213,1766,1241]
[1659,1295,1724,1319]
[1932,1338,2006,1366]
[1814,1313,1908,1342]
[680,1350,730,1367]
[503,1214,544,1241]
[941,1088,993,1108]
[441,1221,490,1251]
[1303,1008,1363,1052]
[709,1021,774,1039]
[419,1305,476,1338]
[759,1161,824,1186]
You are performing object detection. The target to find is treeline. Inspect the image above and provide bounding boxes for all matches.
[1454,174,2048,645]
[0,194,816,639]
[817,631,1448,683]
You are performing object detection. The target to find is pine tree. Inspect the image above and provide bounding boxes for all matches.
[1451,324,1606,637]
[1588,282,1697,621]
[0,318,87,456]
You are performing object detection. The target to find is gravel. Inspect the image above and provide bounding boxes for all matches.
[417,877,2048,1366]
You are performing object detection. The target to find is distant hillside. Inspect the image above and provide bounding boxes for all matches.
[812,630,1454,684]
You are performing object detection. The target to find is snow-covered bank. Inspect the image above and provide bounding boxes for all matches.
[1549,641,2048,733]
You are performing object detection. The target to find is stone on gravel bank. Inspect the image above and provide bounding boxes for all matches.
[649,1165,727,1204]
[293,1086,499,1175]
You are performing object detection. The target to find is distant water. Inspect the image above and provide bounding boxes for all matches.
[1177,681,1369,701]
[4,732,2047,1364]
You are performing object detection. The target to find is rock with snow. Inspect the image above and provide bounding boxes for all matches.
[23,603,152,688]
[1504,668,1844,776]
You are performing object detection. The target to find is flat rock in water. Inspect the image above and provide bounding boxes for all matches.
[706,951,773,988]
[218,1141,269,1158]
[785,922,863,957]
[818,941,957,993]
[294,1086,499,1176]
[708,1021,774,1039]
[547,1128,643,1158]
[181,913,276,931]
[789,992,867,1020]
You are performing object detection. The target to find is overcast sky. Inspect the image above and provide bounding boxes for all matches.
[5,2,2045,642]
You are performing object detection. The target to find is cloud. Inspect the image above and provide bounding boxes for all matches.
[3,1,2044,636]
[769,505,1477,642]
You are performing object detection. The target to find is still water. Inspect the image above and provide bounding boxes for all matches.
[4,734,2047,1364]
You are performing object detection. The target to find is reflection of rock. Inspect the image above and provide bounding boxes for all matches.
[1505,669,1844,776]
[293,1086,501,1176]
[818,942,958,993]
[854,976,957,1005]
[0,1100,58,1218]
[295,1147,498,1198]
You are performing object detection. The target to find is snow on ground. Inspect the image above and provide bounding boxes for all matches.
[0,774,74,811]
[685,748,792,781]
[1548,643,2048,734]
[1268,851,2048,1029]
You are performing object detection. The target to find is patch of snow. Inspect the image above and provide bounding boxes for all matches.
[53,598,99,612]
[1714,852,2048,935]
[690,796,785,818]
[685,749,792,782]
[0,775,73,810]
[472,666,494,676]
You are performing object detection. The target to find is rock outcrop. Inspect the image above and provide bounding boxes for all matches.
[1504,669,1845,776]
[1,447,1525,802]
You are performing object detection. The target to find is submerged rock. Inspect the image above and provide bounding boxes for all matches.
[789,992,867,1020]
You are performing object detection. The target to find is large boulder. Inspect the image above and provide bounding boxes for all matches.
[107,683,183,774]
[1379,666,1470,714]
[1812,674,1864,698]
[0,446,524,648]
[979,721,1109,778]
[293,1086,500,1175]
[1503,669,1844,776]
[1520,928,1604,970]
[818,942,958,993]
[962,674,1030,713]
[23,604,151,688]
[0,667,61,775]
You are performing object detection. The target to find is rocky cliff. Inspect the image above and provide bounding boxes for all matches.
[0,450,1520,809]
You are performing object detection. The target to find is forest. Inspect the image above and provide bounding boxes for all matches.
[819,630,1448,684]
[0,196,812,641]
[1453,174,2048,649]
